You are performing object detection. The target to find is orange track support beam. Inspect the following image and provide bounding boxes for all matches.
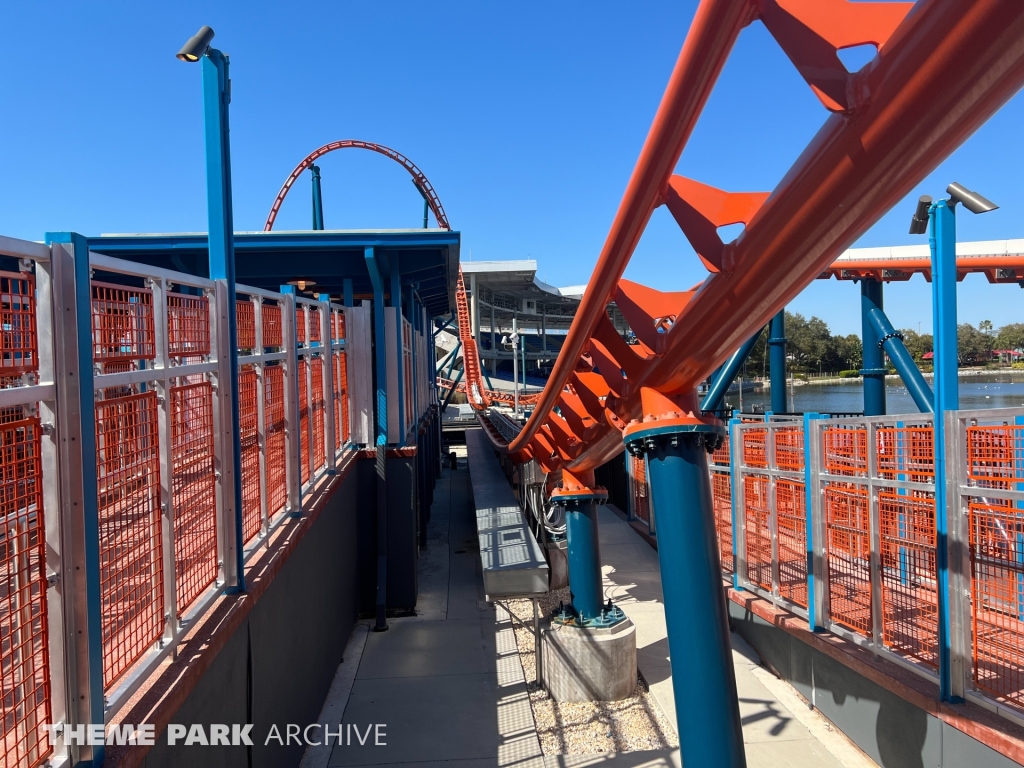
[478,0,1024,475]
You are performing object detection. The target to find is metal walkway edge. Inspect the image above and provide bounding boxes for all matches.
[466,428,548,599]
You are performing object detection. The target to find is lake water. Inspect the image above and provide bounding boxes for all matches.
[726,371,1024,415]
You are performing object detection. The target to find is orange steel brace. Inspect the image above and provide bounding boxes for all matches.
[476,0,1024,477]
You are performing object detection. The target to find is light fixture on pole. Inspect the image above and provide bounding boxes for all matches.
[909,181,997,705]
[176,25,215,62]
[177,24,246,594]
[502,322,521,418]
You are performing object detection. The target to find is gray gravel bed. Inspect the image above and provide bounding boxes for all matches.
[503,589,678,755]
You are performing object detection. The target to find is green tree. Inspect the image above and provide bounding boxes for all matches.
[958,322,993,365]
[900,329,933,361]
[996,323,1024,351]
[979,319,995,335]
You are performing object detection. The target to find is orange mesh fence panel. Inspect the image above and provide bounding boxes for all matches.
[238,367,261,543]
[0,272,37,376]
[823,427,868,477]
[877,426,934,483]
[95,392,164,687]
[236,300,256,351]
[262,304,283,348]
[710,435,730,467]
[309,307,321,343]
[170,383,218,612]
[311,358,326,472]
[631,455,649,524]
[0,415,52,768]
[712,471,733,573]
[92,282,156,363]
[879,490,938,668]
[825,484,872,636]
[774,427,804,472]
[166,293,211,359]
[967,425,1024,490]
[296,308,307,344]
[744,474,771,591]
[742,428,768,468]
[298,359,309,484]
[970,502,1024,708]
[264,365,287,517]
[777,478,807,608]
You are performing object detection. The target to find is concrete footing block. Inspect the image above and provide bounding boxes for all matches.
[541,618,637,702]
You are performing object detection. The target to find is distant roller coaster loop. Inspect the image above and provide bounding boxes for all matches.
[263,140,450,231]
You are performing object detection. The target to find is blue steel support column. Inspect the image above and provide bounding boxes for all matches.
[556,491,606,621]
[201,48,245,592]
[45,232,105,767]
[311,164,325,230]
[860,279,887,416]
[768,310,788,414]
[930,199,959,701]
[702,330,763,413]
[343,278,354,307]
[625,417,745,767]
[365,247,389,632]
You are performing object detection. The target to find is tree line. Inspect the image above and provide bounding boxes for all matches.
[738,313,1024,376]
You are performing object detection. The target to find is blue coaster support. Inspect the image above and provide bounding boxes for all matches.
[624,413,745,768]
[860,279,887,416]
[930,199,959,701]
[768,310,788,414]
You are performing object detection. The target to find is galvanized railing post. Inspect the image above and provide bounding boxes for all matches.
[45,233,104,764]
[34,244,69,764]
[280,288,302,514]
[811,418,830,629]
[728,413,742,590]
[945,409,969,701]
[150,276,179,651]
[253,295,270,536]
[867,421,884,653]
[803,413,825,631]
[304,302,315,480]
[768,422,781,604]
[732,419,747,590]
[210,280,242,591]
[319,295,337,472]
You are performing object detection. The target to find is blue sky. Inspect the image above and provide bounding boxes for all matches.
[2,0,1022,336]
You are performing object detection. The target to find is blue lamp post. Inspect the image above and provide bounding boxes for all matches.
[911,183,998,702]
[178,26,246,592]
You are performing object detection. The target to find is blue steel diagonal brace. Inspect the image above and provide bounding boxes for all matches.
[864,306,934,412]
[365,247,390,632]
[701,330,763,413]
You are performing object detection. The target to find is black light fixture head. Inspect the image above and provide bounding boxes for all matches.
[908,194,932,235]
[177,25,215,62]
[946,182,998,215]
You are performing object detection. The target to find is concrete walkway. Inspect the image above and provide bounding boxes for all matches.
[302,441,875,768]
[599,505,876,768]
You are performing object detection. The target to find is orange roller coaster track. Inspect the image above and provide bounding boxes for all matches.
[264,140,451,232]
[471,0,1024,476]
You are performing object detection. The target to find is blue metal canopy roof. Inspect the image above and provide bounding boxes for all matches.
[85,228,460,316]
